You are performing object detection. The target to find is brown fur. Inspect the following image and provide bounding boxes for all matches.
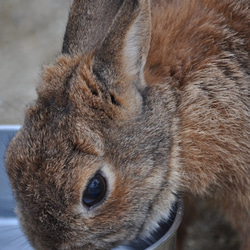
[146,0,250,247]
[5,0,249,249]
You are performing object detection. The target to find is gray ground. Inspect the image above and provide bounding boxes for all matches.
[0,0,240,249]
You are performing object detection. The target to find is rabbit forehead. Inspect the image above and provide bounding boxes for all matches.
[26,54,108,151]
[7,126,100,202]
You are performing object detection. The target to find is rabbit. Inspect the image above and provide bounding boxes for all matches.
[5,0,249,249]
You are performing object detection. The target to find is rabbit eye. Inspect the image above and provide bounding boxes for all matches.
[82,173,107,208]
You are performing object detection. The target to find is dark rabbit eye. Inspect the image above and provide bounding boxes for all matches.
[82,173,107,208]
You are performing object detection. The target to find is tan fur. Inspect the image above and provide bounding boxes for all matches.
[5,0,249,249]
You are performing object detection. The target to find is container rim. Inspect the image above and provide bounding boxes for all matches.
[0,125,22,130]
[115,197,183,250]
[146,198,183,250]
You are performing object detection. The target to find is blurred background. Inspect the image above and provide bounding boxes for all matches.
[0,0,239,249]
[0,0,72,124]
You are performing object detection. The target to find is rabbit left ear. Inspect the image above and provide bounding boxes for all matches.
[93,0,151,92]
[62,0,122,55]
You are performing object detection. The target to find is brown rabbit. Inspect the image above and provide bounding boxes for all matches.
[5,0,249,249]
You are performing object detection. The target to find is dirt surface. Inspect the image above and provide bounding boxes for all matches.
[0,0,240,249]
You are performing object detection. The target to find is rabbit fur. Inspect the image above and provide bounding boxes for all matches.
[5,0,249,249]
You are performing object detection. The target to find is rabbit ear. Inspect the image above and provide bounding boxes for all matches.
[93,0,151,92]
[62,0,123,55]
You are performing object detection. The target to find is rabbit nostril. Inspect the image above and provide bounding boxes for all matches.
[82,173,107,208]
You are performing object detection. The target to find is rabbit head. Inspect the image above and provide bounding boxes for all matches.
[5,0,181,249]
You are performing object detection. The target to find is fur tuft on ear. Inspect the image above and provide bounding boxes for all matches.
[123,0,151,85]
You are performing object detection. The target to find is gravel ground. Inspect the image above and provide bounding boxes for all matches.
[0,0,240,249]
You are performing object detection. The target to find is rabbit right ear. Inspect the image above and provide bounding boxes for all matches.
[63,0,151,115]
[92,0,151,112]
[62,0,123,55]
